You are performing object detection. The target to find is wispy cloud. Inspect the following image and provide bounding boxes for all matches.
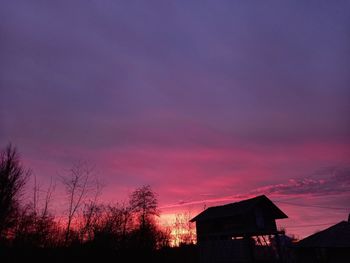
[249,167,350,197]
[162,167,350,209]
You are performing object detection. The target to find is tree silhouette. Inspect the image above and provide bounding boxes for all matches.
[0,144,29,242]
[91,203,133,249]
[13,203,58,248]
[129,185,159,230]
[61,163,93,244]
[172,212,196,246]
[129,185,161,250]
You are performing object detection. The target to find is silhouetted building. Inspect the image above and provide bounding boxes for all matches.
[190,195,288,263]
[296,215,350,263]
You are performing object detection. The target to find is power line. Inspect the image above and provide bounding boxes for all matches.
[273,200,348,211]
[282,222,338,229]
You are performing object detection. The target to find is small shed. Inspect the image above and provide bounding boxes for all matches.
[190,195,288,263]
[296,216,350,263]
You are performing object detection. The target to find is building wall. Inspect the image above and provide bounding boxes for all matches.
[196,213,278,243]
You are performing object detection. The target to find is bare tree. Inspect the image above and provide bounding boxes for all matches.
[155,226,171,249]
[30,174,55,218]
[172,211,196,246]
[12,173,59,248]
[0,144,29,241]
[61,162,95,244]
[129,185,161,250]
[92,203,133,248]
[33,175,39,216]
[79,202,103,242]
[79,179,103,244]
[41,177,55,219]
[129,185,159,230]
[13,204,59,248]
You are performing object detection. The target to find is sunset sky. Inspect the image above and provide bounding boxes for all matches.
[1,1,349,239]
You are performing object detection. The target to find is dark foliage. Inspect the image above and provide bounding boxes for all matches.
[1,244,199,263]
[0,144,29,243]
[0,144,176,262]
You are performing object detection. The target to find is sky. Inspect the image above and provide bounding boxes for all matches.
[1,1,350,239]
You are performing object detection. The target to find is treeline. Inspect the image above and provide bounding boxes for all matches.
[0,144,197,262]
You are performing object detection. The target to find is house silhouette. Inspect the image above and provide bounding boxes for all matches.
[191,195,288,263]
[296,215,350,263]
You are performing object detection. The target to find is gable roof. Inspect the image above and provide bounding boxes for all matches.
[297,221,350,248]
[190,195,287,222]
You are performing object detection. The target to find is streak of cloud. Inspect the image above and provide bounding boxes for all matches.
[162,167,350,210]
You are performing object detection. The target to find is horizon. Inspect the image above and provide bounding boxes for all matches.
[1,1,349,241]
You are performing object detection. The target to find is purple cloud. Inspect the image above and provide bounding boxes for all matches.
[249,167,350,196]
